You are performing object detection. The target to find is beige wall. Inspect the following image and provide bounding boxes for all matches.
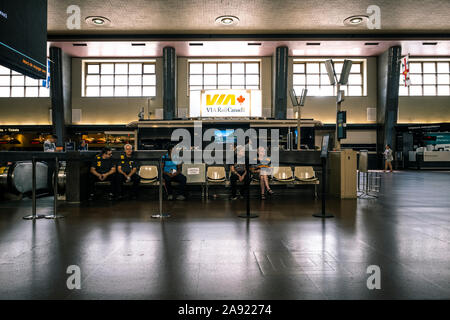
[287,57,378,124]
[398,97,450,123]
[71,58,164,125]
[0,98,51,125]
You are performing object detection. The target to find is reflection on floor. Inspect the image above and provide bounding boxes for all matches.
[0,171,449,299]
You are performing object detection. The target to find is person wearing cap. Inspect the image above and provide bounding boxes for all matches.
[117,144,141,199]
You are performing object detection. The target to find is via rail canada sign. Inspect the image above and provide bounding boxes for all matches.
[200,89,252,117]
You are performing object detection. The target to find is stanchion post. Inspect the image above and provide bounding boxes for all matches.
[46,157,64,219]
[152,156,170,219]
[238,161,258,219]
[313,157,334,218]
[23,157,45,220]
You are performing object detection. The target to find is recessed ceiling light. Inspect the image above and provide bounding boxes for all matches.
[215,15,239,26]
[189,43,203,46]
[365,42,379,46]
[306,42,321,46]
[85,16,111,26]
[422,42,438,46]
[131,43,146,46]
[248,43,262,46]
[343,15,368,26]
[73,43,87,47]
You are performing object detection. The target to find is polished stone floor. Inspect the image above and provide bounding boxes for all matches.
[0,171,449,300]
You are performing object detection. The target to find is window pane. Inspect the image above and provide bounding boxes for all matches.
[204,75,217,86]
[293,86,305,95]
[143,64,155,74]
[115,64,128,74]
[398,85,408,96]
[246,63,259,74]
[423,74,436,85]
[410,74,422,85]
[306,63,320,73]
[129,86,142,96]
[101,86,114,96]
[410,63,422,73]
[204,64,216,74]
[190,75,203,86]
[423,63,436,73]
[25,87,39,97]
[204,85,216,90]
[437,62,449,73]
[25,77,39,86]
[11,87,24,97]
[306,75,320,85]
[101,64,114,74]
[143,86,156,97]
[294,64,305,73]
[306,86,320,96]
[333,63,343,74]
[0,66,10,75]
[87,64,100,74]
[320,75,331,85]
[190,63,203,74]
[114,86,128,97]
[232,85,245,89]
[350,64,361,73]
[320,86,334,96]
[189,86,203,91]
[246,74,259,86]
[437,74,449,85]
[40,87,50,97]
[348,74,362,85]
[11,71,21,75]
[129,64,142,74]
[293,74,306,85]
[86,75,100,86]
[115,75,128,86]
[86,86,100,97]
[232,63,244,74]
[11,76,24,86]
[143,74,156,85]
[101,75,114,86]
[246,86,259,90]
[423,86,436,96]
[410,86,422,96]
[218,63,230,74]
[218,75,230,86]
[232,74,245,85]
[437,85,450,96]
[348,86,362,96]
[0,76,10,86]
[129,75,142,86]
[0,87,10,97]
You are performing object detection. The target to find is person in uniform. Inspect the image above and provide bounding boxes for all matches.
[88,147,118,200]
[117,144,141,199]
[43,135,57,152]
[162,145,186,200]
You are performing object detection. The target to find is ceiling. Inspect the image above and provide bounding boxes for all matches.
[48,0,450,35]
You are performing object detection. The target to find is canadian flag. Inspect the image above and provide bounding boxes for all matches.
[401,55,411,87]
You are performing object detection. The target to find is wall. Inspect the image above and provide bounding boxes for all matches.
[287,57,378,125]
[398,97,450,123]
[71,57,164,125]
[0,98,51,125]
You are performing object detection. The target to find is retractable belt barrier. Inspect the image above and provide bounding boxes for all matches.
[0,150,329,221]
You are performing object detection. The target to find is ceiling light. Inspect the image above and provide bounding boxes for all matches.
[365,42,379,46]
[248,43,262,46]
[85,16,111,26]
[189,43,203,46]
[215,15,239,26]
[343,15,368,26]
[422,42,438,46]
[306,43,321,46]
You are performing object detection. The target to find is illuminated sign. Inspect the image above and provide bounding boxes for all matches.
[190,90,262,118]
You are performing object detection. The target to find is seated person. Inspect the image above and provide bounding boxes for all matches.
[251,146,273,200]
[229,145,250,200]
[88,147,118,200]
[162,145,186,200]
[117,144,141,199]
[78,140,88,151]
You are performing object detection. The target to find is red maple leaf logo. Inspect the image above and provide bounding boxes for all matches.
[237,95,245,104]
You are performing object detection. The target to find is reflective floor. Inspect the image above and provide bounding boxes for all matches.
[0,171,449,300]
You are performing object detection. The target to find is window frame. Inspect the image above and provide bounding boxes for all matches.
[0,67,50,98]
[82,60,157,98]
[399,59,450,97]
[292,58,367,97]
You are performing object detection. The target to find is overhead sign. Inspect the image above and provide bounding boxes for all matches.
[190,89,262,118]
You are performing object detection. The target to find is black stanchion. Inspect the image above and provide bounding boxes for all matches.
[23,157,46,220]
[313,157,334,219]
[238,163,259,219]
[45,157,64,219]
[152,156,171,219]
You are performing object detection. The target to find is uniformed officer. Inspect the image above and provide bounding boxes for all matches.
[88,147,118,200]
[117,144,141,199]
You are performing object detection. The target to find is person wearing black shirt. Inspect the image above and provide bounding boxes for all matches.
[88,147,118,200]
[117,144,141,199]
